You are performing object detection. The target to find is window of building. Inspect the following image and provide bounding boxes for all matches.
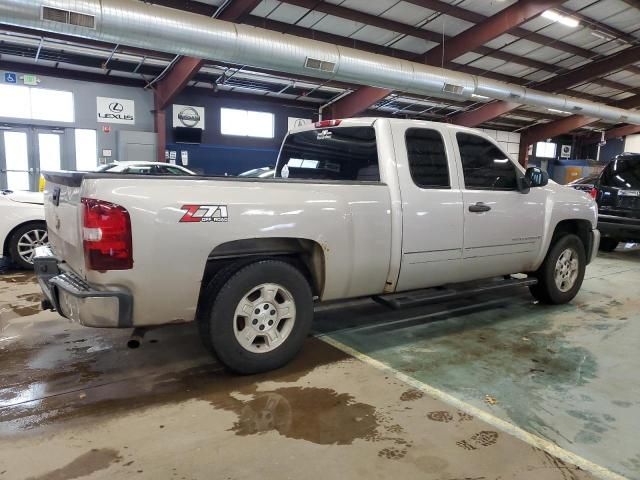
[277,127,379,181]
[75,129,98,171]
[536,141,557,158]
[220,108,274,138]
[0,84,74,123]
[457,133,518,190]
[405,128,450,188]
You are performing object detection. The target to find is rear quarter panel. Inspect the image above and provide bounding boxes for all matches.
[80,177,392,326]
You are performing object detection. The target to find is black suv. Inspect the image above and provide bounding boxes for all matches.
[592,153,640,251]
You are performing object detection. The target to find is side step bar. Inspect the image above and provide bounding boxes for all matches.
[373,277,537,310]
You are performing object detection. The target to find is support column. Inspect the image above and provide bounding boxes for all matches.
[154,94,167,163]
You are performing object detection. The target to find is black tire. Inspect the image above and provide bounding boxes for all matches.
[529,234,586,305]
[199,259,313,374]
[598,238,619,252]
[8,222,48,270]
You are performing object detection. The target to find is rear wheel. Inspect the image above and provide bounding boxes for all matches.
[529,234,585,304]
[199,260,313,374]
[8,222,48,270]
[598,238,619,252]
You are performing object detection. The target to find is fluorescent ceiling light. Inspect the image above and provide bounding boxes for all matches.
[548,108,570,114]
[542,10,579,28]
[471,94,490,100]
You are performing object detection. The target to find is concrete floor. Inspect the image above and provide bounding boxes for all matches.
[0,249,636,479]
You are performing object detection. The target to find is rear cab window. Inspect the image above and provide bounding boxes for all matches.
[600,155,640,189]
[276,126,379,181]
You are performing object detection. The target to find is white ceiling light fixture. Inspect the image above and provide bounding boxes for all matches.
[548,108,571,114]
[542,10,580,28]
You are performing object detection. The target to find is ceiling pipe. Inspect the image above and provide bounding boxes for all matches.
[1,0,640,124]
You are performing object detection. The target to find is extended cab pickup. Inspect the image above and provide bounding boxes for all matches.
[35,118,599,373]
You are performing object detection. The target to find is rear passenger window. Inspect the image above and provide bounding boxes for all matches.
[405,128,449,188]
[457,133,518,190]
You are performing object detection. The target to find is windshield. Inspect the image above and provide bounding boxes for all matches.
[601,156,640,189]
[276,127,379,181]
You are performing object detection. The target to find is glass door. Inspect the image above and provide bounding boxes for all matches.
[0,127,66,191]
[1,128,31,191]
[35,128,63,190]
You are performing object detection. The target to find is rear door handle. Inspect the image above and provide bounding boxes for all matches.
[469,202,491,213]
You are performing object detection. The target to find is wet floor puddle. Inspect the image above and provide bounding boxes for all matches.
[0,339,405,448]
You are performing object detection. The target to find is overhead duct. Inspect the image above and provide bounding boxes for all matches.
[1,0,639,124]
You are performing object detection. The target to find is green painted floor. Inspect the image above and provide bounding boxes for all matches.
[315,246,640,479]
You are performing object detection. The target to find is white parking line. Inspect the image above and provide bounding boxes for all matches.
[318,335,628,480]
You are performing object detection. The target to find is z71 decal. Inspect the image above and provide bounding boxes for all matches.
[179,204,228,223]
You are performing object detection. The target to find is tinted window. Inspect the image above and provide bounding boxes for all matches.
[277,127,379,181]
[601,155,640,189]
[405,128,449,188]
[457,133,517,190]
[156,165,192,175]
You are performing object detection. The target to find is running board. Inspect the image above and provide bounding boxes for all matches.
[373,277,537,310]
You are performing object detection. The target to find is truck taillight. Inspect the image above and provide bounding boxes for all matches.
[81,198,133,270]
[314,119,342,128]
[590,187,598,199]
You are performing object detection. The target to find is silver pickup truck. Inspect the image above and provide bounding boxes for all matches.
[35,118,599,374]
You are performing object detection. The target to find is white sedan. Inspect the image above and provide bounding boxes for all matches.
[0,190,46,269]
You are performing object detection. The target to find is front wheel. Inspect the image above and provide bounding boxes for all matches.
[8,222,48,270]
[529,234,586,304]
[199,260,313,374]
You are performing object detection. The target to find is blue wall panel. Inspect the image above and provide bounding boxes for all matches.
[166,143,278,175]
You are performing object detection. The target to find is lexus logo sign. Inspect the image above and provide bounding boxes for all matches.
[97,97,135,125]
[178,107,201,128]
[109,102,124,113]
[173,104,205,129]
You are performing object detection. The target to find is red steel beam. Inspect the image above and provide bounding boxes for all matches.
[327,0,563,119]
[522,95,640,144]
[424,0,563,65]
[329,87,391,119]
[452,44,640,127]
[581,123,640,144]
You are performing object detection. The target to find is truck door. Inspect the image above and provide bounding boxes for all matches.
[391,123,466,292]
[452,132,545,276]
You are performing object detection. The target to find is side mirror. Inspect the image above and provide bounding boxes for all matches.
[525,166,549,188]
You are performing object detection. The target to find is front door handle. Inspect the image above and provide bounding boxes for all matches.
[469,202,491,213]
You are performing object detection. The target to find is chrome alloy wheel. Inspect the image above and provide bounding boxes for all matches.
[554,248,579,293]
[233,283,296,353]
[17,228,48,265]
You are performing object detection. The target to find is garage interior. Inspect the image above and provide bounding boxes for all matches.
[1,0,640,479]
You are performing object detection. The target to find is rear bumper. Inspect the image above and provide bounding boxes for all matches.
[598,214,640,242]
[33,246,132,328]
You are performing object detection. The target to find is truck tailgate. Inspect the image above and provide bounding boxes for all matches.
[42,172,86,276]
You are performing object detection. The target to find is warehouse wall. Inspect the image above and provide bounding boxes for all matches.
[0,68,154,166]
[167,91,318,175]
[624,134,640,153]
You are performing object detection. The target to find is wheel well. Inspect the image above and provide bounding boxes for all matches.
[3,220,46,256]
[199,237,326,298]
[551,220,592,256]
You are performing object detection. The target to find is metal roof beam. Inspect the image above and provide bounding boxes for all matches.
[451,45,640,127]
[327,0,563,119]
[423,0,564,65]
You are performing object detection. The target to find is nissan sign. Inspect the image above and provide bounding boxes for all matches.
[97,97,135,125]
[173,104,205,129]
